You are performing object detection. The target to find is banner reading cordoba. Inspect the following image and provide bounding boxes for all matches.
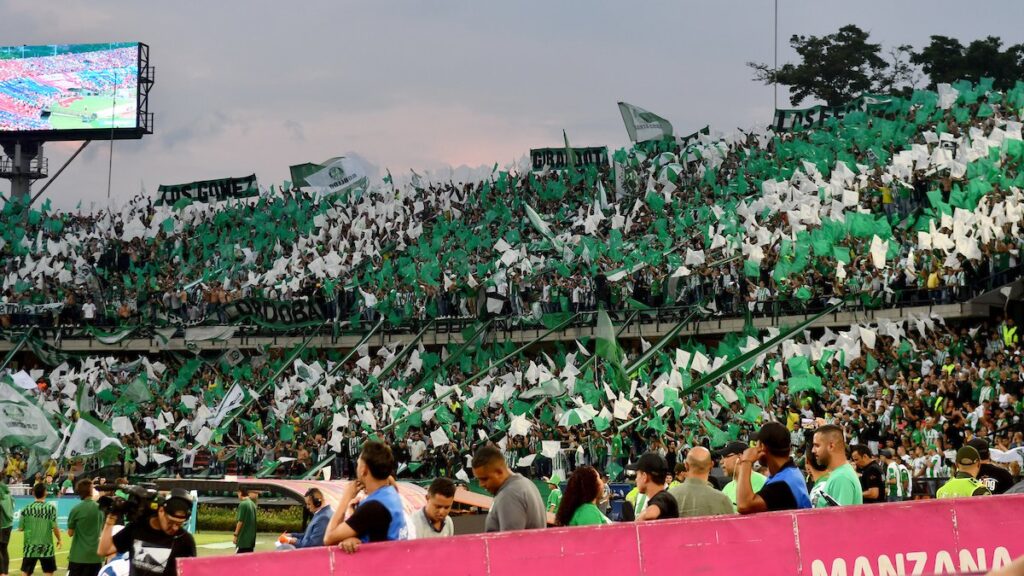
[224,298,332,327]
[155,174,259,206]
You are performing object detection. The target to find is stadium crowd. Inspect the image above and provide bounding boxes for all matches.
[0,80,1023,508]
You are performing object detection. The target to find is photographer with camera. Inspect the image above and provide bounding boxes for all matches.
[96,487,196,576]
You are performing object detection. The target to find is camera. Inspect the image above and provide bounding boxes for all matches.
[97,483,160,523]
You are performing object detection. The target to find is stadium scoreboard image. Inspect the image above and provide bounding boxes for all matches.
[0,42,153,141]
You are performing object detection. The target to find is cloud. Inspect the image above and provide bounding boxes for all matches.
[4,0,1023,209]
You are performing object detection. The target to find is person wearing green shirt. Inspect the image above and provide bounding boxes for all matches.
[19,483,61,576]
[234,489,258,553]
[67,478,104,576]
[554,467,611,527]
[805,450,831,509]
[936,446,992,499]
[811,425,864,507]
[880,449,907,502]
[544,475,563,514]
[60,475,74,496]
[0,478,13,576]
[716,442,767,512]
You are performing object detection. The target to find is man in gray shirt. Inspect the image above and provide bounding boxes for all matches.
[669,447,734,518]
[472,445,546,532]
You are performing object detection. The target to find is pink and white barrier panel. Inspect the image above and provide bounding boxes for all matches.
[179,495,1024,576]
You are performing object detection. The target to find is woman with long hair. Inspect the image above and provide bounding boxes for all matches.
[555,465,611,526]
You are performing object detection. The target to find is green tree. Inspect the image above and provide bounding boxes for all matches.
[748,25,894,106]
[912,36,1024,91]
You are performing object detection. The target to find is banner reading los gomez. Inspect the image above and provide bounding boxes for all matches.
[155,174,259,206]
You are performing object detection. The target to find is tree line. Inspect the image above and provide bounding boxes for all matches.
[749,25,1024,106]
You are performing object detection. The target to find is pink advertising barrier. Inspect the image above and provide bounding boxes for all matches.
[179,495,1024,576]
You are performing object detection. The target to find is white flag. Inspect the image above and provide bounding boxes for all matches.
[305,157,369,196]
[64,415,123,458]
[618,102,673,142]
[0,377,60,454]
[209,383,245,428]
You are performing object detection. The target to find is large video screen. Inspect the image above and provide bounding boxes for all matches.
[0,42,140,135]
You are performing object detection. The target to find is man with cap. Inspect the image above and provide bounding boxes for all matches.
[98,489,197,576]
[967,438,1014,494]
[543,475,562,514]
[936,446,992,498]
[736,422,811,514]
[880,449,908,502]
[633,453,678,521]
[716,441,766,512]
[668,447,733,518]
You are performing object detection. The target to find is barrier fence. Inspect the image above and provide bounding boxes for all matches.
[178,494,1024,576]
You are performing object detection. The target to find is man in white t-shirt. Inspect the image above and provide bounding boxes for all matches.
[409,434,427,465]
[409,478,455,539]
[81,299,97,323]
[182,443,198,476]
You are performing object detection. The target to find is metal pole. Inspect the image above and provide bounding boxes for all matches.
[774,0,779,110]
[29,140,91,206]
[107,72,116,199]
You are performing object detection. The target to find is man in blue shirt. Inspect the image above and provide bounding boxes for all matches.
[281,488,333,548]
[325,441,408,553]
[736,422,812,513]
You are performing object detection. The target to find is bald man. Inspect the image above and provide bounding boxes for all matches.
[668,447,734,518]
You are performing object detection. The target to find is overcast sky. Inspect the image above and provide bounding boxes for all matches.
[4,0,1023,209]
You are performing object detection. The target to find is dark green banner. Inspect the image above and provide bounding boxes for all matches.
[773,94,892,132]
[224,298,331,327]
[155,174,259,206]
[531,146,609,171]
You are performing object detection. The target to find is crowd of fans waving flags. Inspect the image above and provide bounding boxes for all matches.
[0,79,1023,485]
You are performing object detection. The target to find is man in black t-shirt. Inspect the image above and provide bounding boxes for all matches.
[98,489,197,576]
[851,445,885,504]
[967,438,1014,494]
[632,452,679,521]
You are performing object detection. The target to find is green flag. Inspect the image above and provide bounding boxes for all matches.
[595,309,627,389]
[563,130,577,170]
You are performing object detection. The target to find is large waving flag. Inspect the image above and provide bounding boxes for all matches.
[0,375,60,455]
[305,157,369,196]
[63,414,123,459]
[618,102,674,143]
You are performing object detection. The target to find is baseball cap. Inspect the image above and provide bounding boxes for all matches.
[966,438,990,460]
[163,497,192,519]
[756,422,792,457]
[631,452,669,477]
[713,441,749,460]
[880,448,895,459]
[955,446,981,467]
